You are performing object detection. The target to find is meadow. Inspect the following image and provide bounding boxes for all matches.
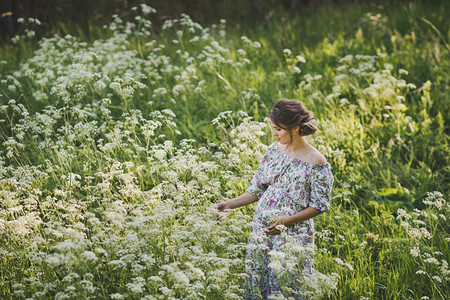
[0,1,448,299]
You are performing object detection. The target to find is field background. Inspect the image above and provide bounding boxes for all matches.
[0,0,449,299]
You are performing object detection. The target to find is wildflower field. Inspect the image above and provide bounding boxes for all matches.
[0,1,449,299]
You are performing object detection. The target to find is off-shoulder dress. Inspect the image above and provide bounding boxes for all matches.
[243,142,334,299]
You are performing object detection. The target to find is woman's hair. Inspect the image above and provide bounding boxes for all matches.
[269,99,318,138]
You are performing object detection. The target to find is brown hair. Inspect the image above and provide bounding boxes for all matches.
[269,99,317,140]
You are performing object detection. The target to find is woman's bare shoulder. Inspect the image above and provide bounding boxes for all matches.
[306,147,327,165]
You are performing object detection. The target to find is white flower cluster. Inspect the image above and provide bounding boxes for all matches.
[0,90,274,299]
[396,192,449,297]
[263,230,339,298]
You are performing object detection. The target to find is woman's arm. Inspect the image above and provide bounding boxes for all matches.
[283,206,322,226]
[264,206,323,235]
[217,192,258,211]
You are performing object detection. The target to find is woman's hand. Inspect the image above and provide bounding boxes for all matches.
[217,201,231,212]
[217,201,231,220]
[264,216,286,235]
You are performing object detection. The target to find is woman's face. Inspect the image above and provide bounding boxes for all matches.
[271,120,291,144]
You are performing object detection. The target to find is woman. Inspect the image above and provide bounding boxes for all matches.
[217,99,334,299]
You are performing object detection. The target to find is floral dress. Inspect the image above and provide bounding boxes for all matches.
[243,142,334,299]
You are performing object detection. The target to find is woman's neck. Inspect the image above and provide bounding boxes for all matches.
[284,137,310,154]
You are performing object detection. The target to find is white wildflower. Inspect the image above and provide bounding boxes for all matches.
[296,55,306,63]
[424,257,440,265]
[82,251,98,261]
[410,247,420,257]
[431,275,442,283]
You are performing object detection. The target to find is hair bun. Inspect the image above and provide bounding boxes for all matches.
[269,99,318,137]
[299,118,317,136]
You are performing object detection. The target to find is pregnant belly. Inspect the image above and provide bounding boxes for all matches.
[254,197,297,227]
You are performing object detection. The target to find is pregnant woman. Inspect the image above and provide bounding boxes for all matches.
[217,99,334,299]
